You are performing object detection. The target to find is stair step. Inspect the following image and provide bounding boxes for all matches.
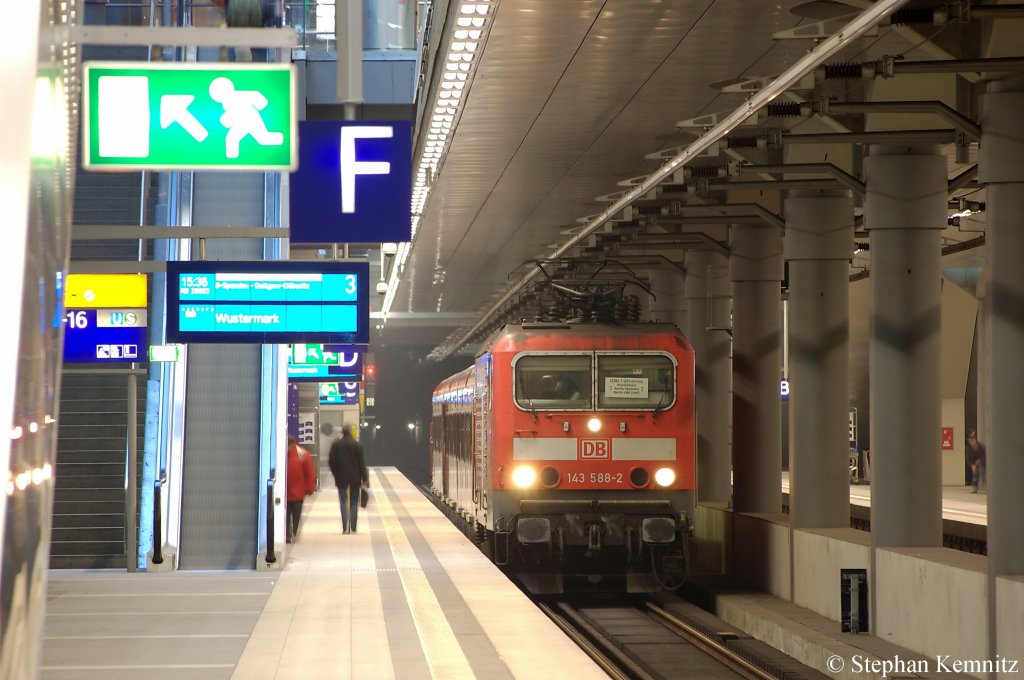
[52,513,123,529]
[54,474,125,490]
[50,555,128,570]
[49,541,126,557]
[50,524,122,540]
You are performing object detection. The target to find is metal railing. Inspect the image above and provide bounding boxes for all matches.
[265,476,277,564]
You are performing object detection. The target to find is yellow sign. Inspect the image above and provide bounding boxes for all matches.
[65,274,147,309]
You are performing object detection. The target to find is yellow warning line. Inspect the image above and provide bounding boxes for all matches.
[372,470,474,680]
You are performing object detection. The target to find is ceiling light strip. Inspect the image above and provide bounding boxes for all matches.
[383,0,497,321]
[437,0,911,359]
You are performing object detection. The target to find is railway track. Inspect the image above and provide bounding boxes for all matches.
[537,594,828,680]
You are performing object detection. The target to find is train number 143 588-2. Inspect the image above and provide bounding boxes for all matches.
[566,472,624,485]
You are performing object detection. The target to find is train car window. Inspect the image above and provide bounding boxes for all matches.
[596,354,675,410]
[514,355,592,410]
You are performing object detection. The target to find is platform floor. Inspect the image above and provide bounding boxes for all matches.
[42,467,605,679]
[781,472,987,525]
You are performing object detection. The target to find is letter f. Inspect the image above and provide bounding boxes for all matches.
[340,126,393,214]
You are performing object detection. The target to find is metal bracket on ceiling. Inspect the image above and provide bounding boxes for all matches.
[716,74,817,94]
[772,15,879,41]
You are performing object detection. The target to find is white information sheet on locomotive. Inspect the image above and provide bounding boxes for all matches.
[605,376,648,398]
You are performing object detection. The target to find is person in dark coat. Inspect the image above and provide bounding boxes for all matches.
[966,429,986,493]
[328,424,369,534]
[286,437,316,542]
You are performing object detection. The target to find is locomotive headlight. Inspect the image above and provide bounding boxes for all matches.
[586,417,602,433]
[511,465,537,488]
[654,467,676,487]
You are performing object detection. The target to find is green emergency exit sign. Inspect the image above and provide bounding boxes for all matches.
[83,62,296,171]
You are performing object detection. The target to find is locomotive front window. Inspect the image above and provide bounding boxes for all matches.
[597,354,675,410]
[515,355,592,410]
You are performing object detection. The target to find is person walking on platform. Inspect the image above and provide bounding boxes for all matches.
[286,437,316,542]
[966,429,986,494]
[328,424,369,534]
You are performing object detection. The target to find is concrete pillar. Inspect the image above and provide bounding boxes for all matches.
[648,265,686,331]
[864,144,946,548]
[685,250,732,503]
[980,74,1024,575]
[784,190,854,528]
[730,225,784,513]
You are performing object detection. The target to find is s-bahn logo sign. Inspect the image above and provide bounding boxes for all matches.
[578,439,611,460]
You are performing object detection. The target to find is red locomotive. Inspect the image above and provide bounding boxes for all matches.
[431,321,695,593]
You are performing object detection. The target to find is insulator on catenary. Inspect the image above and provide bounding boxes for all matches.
[890,8,944,26]
[819,63,869,80]
[684,165,724,179]
[724,136,760,149]
[764,102,804,118]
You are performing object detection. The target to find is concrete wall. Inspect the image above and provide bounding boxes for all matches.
[792,528,871,622]
[875,547,988,675]
[734,513,790,600]
[697,507,1010,680]
[996,576,1024,679]
[693,502,731,574]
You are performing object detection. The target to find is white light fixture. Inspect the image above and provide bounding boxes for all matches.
[511,465,537,488]
[376,281,388,294]
[383,0,494,320]
[382,242,398,255]
[654,467,676,487]
[587,417,602,433]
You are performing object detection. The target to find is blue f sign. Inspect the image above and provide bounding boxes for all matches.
[290,120,412,244]
[340,126,393,214]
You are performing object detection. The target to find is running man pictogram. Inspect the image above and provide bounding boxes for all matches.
[209,77,284,159]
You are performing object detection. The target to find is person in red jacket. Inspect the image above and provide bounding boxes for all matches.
[286,436,317,542]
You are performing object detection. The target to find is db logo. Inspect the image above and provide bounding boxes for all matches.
[579,439,611,460]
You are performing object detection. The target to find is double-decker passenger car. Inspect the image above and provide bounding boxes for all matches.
[431,322,695,593]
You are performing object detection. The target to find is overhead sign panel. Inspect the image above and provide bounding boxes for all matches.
[288,364,364,382]
[290,343,363,367]
[320,382,360,405]
[290,120,412,244]
[83,62,296,171]
[63,274,149,364]
[66,273,147,308]
[288,343,363,381]
[165,261,369,344]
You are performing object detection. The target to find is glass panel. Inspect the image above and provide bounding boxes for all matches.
[514,355,592,410]
[597,355,674,410]
[284,0,417,53]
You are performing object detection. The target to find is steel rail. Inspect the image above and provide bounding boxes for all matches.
[646,602,777,680]
[437,0,912,359]
[536,602,638,680]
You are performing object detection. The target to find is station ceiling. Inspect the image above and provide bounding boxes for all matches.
[377,0,1019,355]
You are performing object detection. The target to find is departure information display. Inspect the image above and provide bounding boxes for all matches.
[166,261,369,344]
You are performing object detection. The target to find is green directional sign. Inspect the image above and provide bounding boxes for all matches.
[83,62,296,171]
[292,343,337,366]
